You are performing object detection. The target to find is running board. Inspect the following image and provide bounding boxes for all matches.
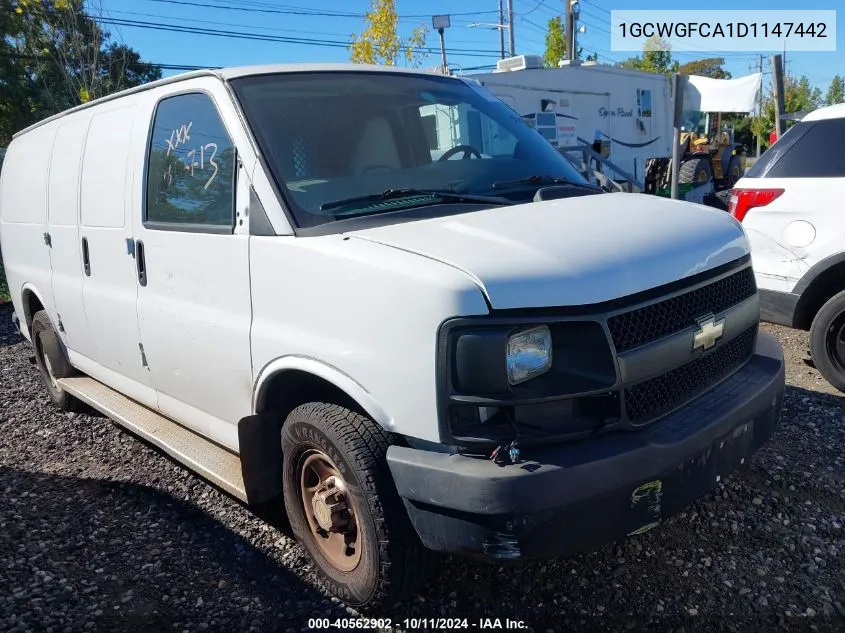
[57,376,247,502]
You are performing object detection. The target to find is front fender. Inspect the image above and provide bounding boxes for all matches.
[251,355,395,431]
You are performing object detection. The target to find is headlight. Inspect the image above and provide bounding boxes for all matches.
[506,326,552,385]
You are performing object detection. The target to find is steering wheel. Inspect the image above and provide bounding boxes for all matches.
[439,144,483,161]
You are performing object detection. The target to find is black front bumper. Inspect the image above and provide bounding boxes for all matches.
[387,331,785,562]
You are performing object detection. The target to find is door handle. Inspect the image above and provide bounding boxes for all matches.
[136,240,147,287]
[81,237,91,276]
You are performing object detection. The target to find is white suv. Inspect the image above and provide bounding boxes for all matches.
[730,103,845,391]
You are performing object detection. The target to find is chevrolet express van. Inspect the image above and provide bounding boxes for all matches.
[0,64,785,609]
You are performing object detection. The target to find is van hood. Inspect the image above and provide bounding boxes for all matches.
[346,193,749,310]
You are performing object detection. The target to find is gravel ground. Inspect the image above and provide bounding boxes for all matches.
[1,304,843,633]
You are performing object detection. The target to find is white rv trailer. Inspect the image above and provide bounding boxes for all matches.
[464,55,674,186]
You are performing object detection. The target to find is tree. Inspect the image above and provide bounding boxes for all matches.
[752,74,824,147]
[617,36,677,76]
[825,74,844,106]
[543,16,565,68]
[2,0,161,145]
[349,0,428,67]
[677,57,731,79]
[542,15,581,67]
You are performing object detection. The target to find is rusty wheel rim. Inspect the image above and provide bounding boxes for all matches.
[298,450,362,572]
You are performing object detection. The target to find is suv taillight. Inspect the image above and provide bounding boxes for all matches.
[728,188,785,222]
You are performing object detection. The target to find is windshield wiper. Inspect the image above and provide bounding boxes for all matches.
[319,188,511,212]
[490,175,599,191]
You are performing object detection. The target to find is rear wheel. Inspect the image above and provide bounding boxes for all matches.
[31,310,80,410]
[282,402,428,609]
[810,290,845,392]
[678,155,713,186]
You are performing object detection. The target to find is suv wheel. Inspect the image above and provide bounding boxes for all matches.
[31,310,80,410]
[809,290,845,392]
[281,402,428,610]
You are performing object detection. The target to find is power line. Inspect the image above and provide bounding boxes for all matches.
[96,17,503,58]
[105,9,355,38]
[147,0,499,20]
[520,0,547,16]
[0,51,211,71]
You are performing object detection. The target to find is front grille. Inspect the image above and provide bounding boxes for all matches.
[624,325,757,424]
[608,267,756,352]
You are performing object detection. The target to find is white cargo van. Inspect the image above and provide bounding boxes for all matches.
[0,64,785,609]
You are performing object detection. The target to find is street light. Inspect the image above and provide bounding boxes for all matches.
[468,22,511,60]
[432,15,450,75]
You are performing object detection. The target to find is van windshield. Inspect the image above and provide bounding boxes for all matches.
[230,71,589,228]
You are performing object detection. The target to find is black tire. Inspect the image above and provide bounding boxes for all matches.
[31,310,80,411]
[809,290,845,392]
[678,155,713,186]
[726,154,744,186]
[282,403,428,609]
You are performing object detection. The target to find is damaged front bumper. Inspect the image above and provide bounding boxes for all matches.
[386,331,785,562]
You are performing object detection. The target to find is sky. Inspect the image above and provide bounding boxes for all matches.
[94,0,844,94]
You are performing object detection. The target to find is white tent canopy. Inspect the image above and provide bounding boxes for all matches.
[682,73,763,114]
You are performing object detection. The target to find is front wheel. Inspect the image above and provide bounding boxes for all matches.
[282,403,428,609]
[810,290,845,392]
[678,155,713,186]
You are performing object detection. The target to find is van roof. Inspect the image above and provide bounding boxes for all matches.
[13,63,449,139]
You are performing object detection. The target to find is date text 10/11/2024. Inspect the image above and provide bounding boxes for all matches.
[307,618,529,630]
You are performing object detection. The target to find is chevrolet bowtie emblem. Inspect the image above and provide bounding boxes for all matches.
[693,315,725,352]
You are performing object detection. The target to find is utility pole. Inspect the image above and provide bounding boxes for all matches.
[565,0,575,61]
[507,0,515,56]
[670,73,687,200]
[772,53,786,140]
[756,55,764,157]
[498,0,505,59]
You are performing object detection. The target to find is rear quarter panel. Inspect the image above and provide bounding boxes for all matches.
[0,126,58,338]
[739,175,844,292]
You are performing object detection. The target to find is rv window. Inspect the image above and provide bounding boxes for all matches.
[637,89,653,118]
[421,114,438,150]
[145,92,236,229]
[536,112,556,127]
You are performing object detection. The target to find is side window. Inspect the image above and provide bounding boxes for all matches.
[535,112,559,146]
[146,93,235,228]
[760,118,845,179]
[637,89,652,118]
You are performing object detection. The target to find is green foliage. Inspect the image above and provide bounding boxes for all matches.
[543,16,565,67]
[349,0,428,67]
[825,75,844,106]
[617,36,678,76]
[677,57,731,79]
[725,114,754,153]
[751,73,824,147]
[542,16,581,67]
[1,0,161,145]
